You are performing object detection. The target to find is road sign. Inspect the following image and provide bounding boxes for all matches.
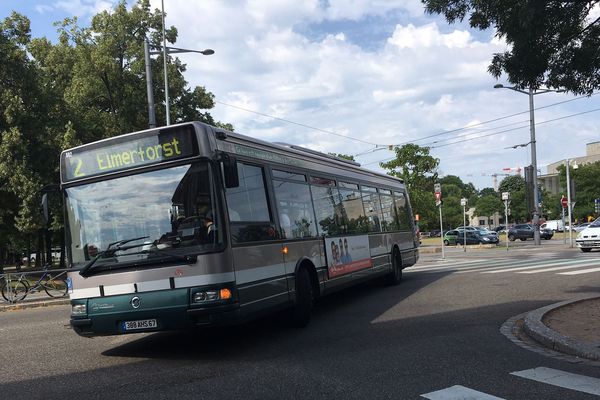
[502,192,509,200]
[460,198,467,206]
[435,192,441,201]
[434,183,441,193]
[561,196,568,208]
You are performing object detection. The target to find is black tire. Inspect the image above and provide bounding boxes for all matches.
[1,279,29,303]
[290,267,313,328]
[443,240,449,246]
[508,235,516,241]
[520,238,526,241]
[43,277,68,297]
[385,249,403,285]
[581,248,592,253]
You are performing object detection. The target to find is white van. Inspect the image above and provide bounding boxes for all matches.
[540,219,564,232]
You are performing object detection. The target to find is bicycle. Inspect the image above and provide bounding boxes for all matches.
[1,264,68,303]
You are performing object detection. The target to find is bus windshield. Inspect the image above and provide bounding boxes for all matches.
[65,162,222,270]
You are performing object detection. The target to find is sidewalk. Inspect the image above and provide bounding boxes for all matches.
[0,291,70,312]
[522,296,600,361]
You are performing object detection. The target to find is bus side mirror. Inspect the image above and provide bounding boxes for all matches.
[41,193,50,228]
[221,153,239,188]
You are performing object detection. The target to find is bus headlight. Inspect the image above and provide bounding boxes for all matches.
[192,288,232,304]
[71,304,87,315]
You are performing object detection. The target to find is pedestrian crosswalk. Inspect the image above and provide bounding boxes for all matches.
[421,367,600,399]
[408,256,600,276]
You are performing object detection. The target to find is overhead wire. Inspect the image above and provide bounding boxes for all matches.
[216,92,598,156]
[214,100,379,146]
[361,106,600,167]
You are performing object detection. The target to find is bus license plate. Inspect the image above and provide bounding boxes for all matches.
[122,319,157,331]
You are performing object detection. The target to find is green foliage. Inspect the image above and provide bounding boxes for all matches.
[0,2,232,262]
[329,153,355,161]
[557,161,600,222]
[475,195,503,221]
[380,144,439,230]
[424,0,600,95]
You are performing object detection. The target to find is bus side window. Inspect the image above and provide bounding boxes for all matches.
[226,163,277,243]
[272,178,317,239]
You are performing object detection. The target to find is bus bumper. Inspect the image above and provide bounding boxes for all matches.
[70,288,241,337]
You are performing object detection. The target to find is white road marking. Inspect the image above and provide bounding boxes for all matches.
[511,367,600,396]
[414,259,530,273]
[517,261,600,274]
[409,259,487,270]
[481,259,593,274]
[559,266,600,275]
[421,385,505,400]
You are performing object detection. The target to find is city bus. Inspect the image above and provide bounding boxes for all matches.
[59,121,419,337]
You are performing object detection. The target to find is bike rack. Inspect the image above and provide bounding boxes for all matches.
[1,267,70,303]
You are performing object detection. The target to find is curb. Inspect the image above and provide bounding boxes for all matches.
[0,298,70,312]
[523,295,600,361]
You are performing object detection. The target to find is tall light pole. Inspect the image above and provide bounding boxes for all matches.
[494,84,564,245]
[154,0,214,126]
[144,40,214,128]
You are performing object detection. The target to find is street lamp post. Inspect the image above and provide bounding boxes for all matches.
[146,0,214,127]
[143,40,214,128]
[494,84,564,245]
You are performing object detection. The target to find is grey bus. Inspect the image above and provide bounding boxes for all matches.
[61,122,419,336]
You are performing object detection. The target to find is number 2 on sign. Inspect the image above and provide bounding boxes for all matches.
[71,158,85,177]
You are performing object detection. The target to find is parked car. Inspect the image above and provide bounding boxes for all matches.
[573,223,590,233]
[575,217,600,252]
[540,219,565,232]
[456,231,484,245]
[455,226,479,232]
[429,230,441,237]
[507,224,554,241]
[494,225,506,232]
[443,230,459,245]
[474,227,500,244]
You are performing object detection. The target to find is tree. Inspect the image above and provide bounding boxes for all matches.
[0,2,232,264]
[498,175,525,193]
[329,153,355,161]
[479,187,498,197]
[423,0,600,94]
[475,195,504,228]
[380,144,439,230]
[498,175,528,223]
[558,161,600,222]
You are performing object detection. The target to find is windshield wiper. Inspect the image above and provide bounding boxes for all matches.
[148,249,198,264]
[79,236,149,277]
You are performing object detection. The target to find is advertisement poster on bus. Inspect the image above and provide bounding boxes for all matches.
[325,235,372,278]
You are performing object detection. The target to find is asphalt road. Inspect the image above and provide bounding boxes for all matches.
[1,242,599,399]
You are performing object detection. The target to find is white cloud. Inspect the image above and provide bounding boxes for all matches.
[55,0,114,16]
[388,22,474,49]
[28,0,598,189]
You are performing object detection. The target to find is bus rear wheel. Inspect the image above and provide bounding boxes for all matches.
[385,249,402,286]
[289,267,313,328]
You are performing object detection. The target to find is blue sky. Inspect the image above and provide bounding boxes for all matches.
[2,0,600,190]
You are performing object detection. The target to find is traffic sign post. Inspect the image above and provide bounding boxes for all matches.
[434,183,444,260]
[502,192,510,251]
[460,198,467,252]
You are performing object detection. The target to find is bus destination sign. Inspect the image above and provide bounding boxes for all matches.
[61,125,199,183]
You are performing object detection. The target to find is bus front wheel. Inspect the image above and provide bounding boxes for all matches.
[289,267,313,328]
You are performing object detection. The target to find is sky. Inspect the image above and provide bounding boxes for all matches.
[2,0,600,190]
